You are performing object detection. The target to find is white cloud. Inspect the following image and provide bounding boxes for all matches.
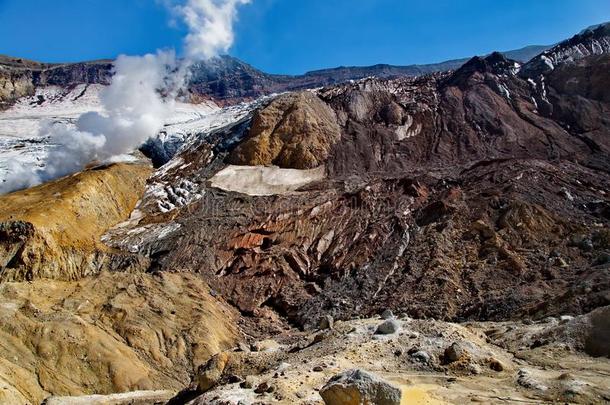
[179,0,251,60]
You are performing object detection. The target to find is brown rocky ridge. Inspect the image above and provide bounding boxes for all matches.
[108,39,610,329]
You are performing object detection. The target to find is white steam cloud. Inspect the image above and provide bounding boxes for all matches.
[179,0,251,60]
[0,0,250,194]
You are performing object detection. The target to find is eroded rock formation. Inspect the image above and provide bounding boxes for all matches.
[105,29,610,332]
[0,163,151,281]
[0,271,238,404]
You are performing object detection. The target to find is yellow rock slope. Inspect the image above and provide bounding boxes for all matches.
[0,271,238,404]
[0,163,151,281]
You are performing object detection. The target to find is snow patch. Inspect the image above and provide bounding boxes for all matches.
[209,165,326,196]
[541,56,555,71]
[497,83,511,100]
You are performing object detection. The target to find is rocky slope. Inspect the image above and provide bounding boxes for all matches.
[186,307,610,404]
[104,28,610,332]
[0,163,151,281]
[0,271,238,404]
[0,163,239,405]
[521,23,610,76]
[0,55,112,109]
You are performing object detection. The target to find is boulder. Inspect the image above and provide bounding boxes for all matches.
[375,319,400,335]
[254,381,274,394]
[488,358,505,372]
[320,315,335,330]
[410,350,431,364]
[320,369,402,405]
[251,339,281,352]
[584,306,610,357]
[444,342,467,363]
[196,352,230,392]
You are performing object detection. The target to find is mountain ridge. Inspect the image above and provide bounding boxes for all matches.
[0,44,551,108]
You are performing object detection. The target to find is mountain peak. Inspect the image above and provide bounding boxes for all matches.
[579,21,610,35]
[522,21,610,76]
[444,52,519,87]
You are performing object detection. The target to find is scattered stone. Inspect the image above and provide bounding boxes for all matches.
[444,342,466,363]
[236,342,251,353]
[381,309,395,319]
[530,339,548,349]
[276,362,291,373]
[196,352,230,392]
[313,331,332,345]
[313,365,325,372]
[569,234,593,251]
[227,374,243,384]
[240,376,255,389]
[472,219,496,239]
[320,369,402,405]
[517,369,548,391]
[560,187,574,201]
[320,315,334,330]
[251,339,280,352]
[488,358,504,372]
[254,381,273,394]
[593,251,610,265]
[375,319,400,335]
[553,257,569,267]
[468,364,482,375]
[410,350,431,364]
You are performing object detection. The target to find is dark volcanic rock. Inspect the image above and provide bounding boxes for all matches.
[103,29,610,333]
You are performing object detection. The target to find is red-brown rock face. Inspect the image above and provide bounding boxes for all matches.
[105,40,610,331]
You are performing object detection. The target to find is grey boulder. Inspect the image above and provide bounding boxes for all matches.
[320,369,402,405]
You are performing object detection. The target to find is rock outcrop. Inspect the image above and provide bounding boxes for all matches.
[0,163,151,281]
[521,23,610,76]
[0,271,238,404]
[0,55,112,109]
[228,92,341,169]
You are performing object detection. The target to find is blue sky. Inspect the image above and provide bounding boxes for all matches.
[0,0,609,74]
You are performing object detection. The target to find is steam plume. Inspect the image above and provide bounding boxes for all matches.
[179,0,251,60]
[0,0,250,194]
